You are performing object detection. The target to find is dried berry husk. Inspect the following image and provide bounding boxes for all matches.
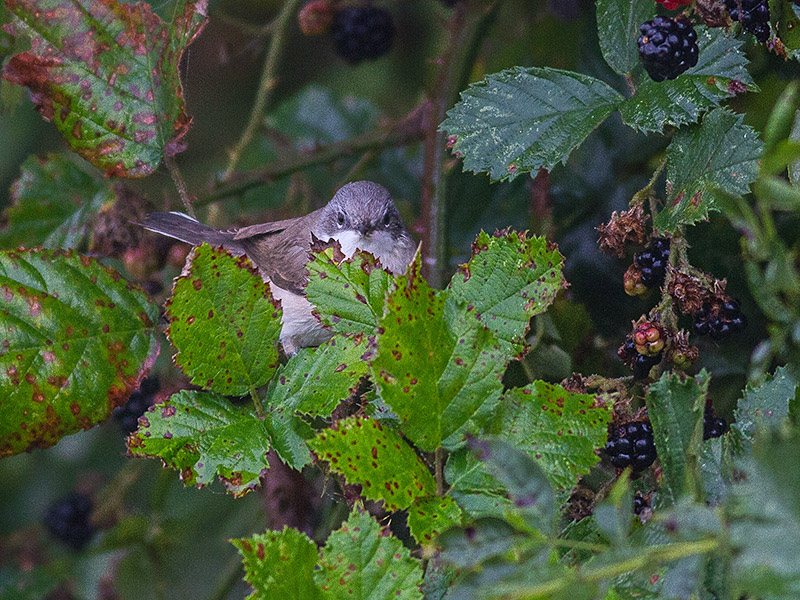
[597,204,649,258]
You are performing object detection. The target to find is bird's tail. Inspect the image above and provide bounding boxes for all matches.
[139,212,239,249]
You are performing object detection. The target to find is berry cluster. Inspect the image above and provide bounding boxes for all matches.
[43,493,95,551]
[113,377,159,434]
[619,339,663,379]
[332,5,395,63]
[703,403,727,440]
[634,238,671,289]
[619,322,666,379]
[633,322,665,356]
[692,298,747,340]
[655,0,691,9]
[723,0,770,42]
[604,421,658,471]
[638,17,699,82]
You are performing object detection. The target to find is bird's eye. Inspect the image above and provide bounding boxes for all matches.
[337,212,345,228]
[383,212,392,228]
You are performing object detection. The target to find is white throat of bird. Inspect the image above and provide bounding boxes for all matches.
[330,229,400,268]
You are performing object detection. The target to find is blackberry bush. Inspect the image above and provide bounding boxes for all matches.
[638,17,699,82]
[331,5,395,63]
[655,0,691,9]
[113,377,160,434]
[692,297,747,340]
[634,238,671,289]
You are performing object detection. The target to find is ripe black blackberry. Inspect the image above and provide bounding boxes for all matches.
[692,297,747,340]
[113,377,159,434]
[634,238,670,289]
[605,421,657,472]
[703,404,727,440]
[723,0,770,42]
[638,17,699,82]
[331,5,395,64]
[43,493,95,551]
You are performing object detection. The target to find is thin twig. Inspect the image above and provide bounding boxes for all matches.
[222,0,303,179]
[250,386,266,418]
[421,1,503,287]
[164,154,196,218]
[204,106,428,205]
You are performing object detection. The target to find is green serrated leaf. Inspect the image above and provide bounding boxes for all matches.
[306,247,394,335]
[645,371,709,505]
[596,0,653,75]
[445,448,513,520]
[656,109,763,232]
[265,334,372,418]
[316,508,423,600]
[498,381,612,490]
[772,0,800,52]
[621,27,754,133]
[441,66,624,181]
[407,495,463,546]
[2,0,207,177]
[732,365,798,442]
[128,390,272,497]
[728,429,800,597]
[232,527,323,600]
[373,259,505,452]
[0,248,159,457]
[166,244,282,396]
[447,231,566,354]
[264,403,313,471]
[308,416,435,511]
[0,154,114,249]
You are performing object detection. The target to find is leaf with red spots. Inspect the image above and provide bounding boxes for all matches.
[0,153,115,249]
[447,230,567,355]
[498,381,612,490]
[316,508,423,600]
[1,0,207,177]
[232,527,323,600]
[127,389,280,497]
[305,246,394,335]
[0,248,158,457]
[166,244,282,396]
[373,257,506,452]
[265,334,372,418]
[308,416,435,511]
[407,495,463,546]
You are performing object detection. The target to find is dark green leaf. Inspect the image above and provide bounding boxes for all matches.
[263,403,313,471]
[0,154,113,249]
[439,517,538,570]
[469,438,557,535]
[445,448,513,520]
[0,248,159,457]
[441,67,624,181]
[2,0,207,177]
[265,334,372,418]
[596,0,653,75]
[306,246,395,335]
[656,109,763,232]
[128,390,273,497]
[732,365,797,442]
[166,244,282,396]
[316,508,423,599]
[308,416,435,511]
[645,371,709,505]
[728,429,800,597]
[621,28,754,133]
[498,381,612,490]
[232,527,323,600]
[373,259,505,451]
[447,231,567,354]
[407,495,463,546]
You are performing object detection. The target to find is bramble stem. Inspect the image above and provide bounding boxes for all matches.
[435,447,444,496]
[421,1,503,287]
[205,107,428,205]
[250,386,266,418]
[164,154,196,218]
[222,0,302,179]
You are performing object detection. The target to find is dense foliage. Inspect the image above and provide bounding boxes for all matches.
[1,0,799,598]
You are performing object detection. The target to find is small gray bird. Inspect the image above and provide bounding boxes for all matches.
[141,181,417,354]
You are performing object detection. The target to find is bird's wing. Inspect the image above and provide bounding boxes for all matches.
[236,218,316,296]
[232,214,308,239]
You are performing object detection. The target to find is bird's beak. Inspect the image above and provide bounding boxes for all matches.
[357,224,374,237]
